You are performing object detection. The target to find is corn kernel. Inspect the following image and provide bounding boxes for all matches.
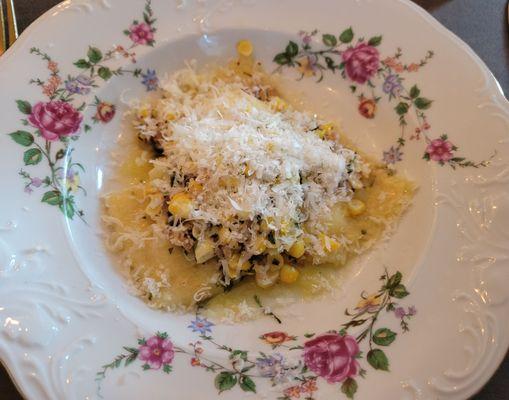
[167,192,193,219]
[288,239,305,258]
[165,112,177,122]
[236,39,253,57]
[151,109,159,118]
[280,219,293,235]
[280,264,300,283]
[194,239,215,264]
[253,237,267,255]
[316,123,334,140]
[320,234,341,252]
[138,107,150,119]
[348,199,366,216]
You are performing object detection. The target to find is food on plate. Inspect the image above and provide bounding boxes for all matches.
[102,41,414,319]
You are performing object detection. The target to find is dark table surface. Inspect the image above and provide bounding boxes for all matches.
[1,0,508,399]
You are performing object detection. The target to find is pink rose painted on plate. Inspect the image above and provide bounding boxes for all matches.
[129,22,154,45]
[138,335,175,370]
[341,43,380,84]
[425,138,454,162]
[274,29,489,169]
[11,0,158,220]
[303,333,360,383]
[28,101,83,141]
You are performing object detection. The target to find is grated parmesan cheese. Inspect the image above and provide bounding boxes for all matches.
[132,62,370,287]
[101,44,414,317]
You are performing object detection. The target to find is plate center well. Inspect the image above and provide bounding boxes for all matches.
[63,29,437,340]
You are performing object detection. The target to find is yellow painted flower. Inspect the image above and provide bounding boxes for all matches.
[356,293,381,312]
[297,55,318,77]
[65,170,80,193]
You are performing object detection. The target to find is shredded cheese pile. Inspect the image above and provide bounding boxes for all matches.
[132,59,371,288]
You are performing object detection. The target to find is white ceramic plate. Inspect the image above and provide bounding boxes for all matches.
[1,1,509,399]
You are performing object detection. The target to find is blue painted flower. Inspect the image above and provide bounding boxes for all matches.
[76,74,94,86]
[256,353,293,384]
[65,75,93,95]
[65,79,89,95]
[382,74,403,97]
[141,69,159,91]
[187,317,214,335]
[383,146,403,164]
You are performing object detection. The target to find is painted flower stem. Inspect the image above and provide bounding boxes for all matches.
[274,29,490,169]
[11,0,157,220]
[97,269,415,399]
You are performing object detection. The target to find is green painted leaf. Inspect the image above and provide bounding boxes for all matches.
[74,59,91,69]
[367,349,389,371]
[123,346,139,354]
[341,378,358,399]
[285,41,299,57]
[59,198,75,219]
[9,131,34,146]
[230,350,248,361]
[409,85,420,99]
[125,353,138,367]
[162,364,172,374]
[215,372,237,393]
[157,331,168,339]
[239,376,256,393]
[394,102,409,116]
[339,27,354,43]
[414,97,433,110]
[98,67,113,80]
[325,56,335,68]
[23,148,42,165]
[16,100,32,115]
[41,191,62,206]
[392,284,410,299]
[387,271,402,288]
[55,149,66,160]
[87,47,103,64]
[373,328,397,346]
[322,34,337,47]
[368,35,382,46]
